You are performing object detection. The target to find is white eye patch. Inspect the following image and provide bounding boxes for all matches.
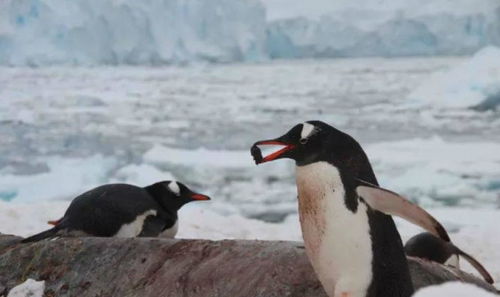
[300,122,316,140]
[168,181,180,196]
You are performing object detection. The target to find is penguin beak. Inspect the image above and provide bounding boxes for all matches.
[251,139,295,164]
[191,193,211,201]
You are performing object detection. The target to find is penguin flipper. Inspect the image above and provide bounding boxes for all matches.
[356,179,450,242]
[138,216,167,237]
[455,247,495,284]
[21,227,59,243]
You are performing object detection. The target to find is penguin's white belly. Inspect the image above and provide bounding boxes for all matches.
[296,162,373,297]
[114,210,157,237]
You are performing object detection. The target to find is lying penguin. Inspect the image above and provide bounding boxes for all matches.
[405,232,494,284]
[22,180,210,242]
[251,121,451,297]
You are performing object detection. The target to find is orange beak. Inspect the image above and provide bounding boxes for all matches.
[251,140,295,164]
[191,193,211,201]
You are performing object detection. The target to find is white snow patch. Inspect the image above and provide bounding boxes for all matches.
[408,46,500,108]
[413,282,497,297]
[7,279,45,297]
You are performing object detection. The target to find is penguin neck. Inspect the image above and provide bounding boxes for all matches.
[144,183,180,218]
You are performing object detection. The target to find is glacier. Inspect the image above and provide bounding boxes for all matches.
[408,46,500,109]
[1,0,500,65]
[266,1,500,58]
[0,0,267,66]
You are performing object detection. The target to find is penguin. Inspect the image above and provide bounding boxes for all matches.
[22,181,210,243]
[405,232,494,284]
[251,121,450,297]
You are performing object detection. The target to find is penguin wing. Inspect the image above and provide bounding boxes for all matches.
[138,216,168,237]
[356,179,450,242]
[454,247,495,284]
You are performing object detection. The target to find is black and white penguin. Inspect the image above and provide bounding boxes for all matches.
[22,181,210,243]
[405,232,494,284]
[251,121,450,297]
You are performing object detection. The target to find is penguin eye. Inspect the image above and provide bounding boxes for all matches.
[300,138,308,144]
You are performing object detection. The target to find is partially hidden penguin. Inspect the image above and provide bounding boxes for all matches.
[405,232,494,284]
[22,181,210,243]
[251,121,451,297]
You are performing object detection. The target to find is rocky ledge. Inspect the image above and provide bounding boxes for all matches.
[0,234,497,296]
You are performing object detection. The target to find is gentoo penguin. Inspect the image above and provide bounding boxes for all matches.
[251,121,450,297]
[405,232,494,284]
[22,181,210,243]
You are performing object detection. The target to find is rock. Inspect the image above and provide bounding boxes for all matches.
[0,235,497,297]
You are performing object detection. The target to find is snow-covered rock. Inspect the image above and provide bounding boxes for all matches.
[408,46,500,108]
[0,0,267,66]
[7,279,45,297]
[413,282,498,297]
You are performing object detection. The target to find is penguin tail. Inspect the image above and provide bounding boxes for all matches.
[21,227,60,243]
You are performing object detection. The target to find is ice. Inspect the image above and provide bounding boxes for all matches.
[1,59,499,219]
[367,137,500,206]
[7,279,45,297]
[0,0,266,66]
[413,282,497,297]
[0,155,116,202]
[112,164,175,187]
[144,145,252,169]
[408,46,500,109]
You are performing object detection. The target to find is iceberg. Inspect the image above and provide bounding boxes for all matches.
[407,46,500,109]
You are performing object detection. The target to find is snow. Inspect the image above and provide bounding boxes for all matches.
[1,0,500,65]
[7,279,45,297]
[0,0,266,66]
[408,46,500,108]
[413,282,497,297]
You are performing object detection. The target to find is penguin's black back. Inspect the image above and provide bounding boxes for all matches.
[366,210,414,297]
[62,184,167,236]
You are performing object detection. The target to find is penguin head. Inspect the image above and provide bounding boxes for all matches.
[404,232,455,264]
[252,120,363,167]
[147,181,210,211]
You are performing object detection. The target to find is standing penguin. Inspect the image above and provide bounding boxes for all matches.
[405,232,494,284]
[22,180,210,243]
[251,121,450,297]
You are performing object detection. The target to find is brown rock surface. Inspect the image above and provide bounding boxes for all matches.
[0,234,497,296]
